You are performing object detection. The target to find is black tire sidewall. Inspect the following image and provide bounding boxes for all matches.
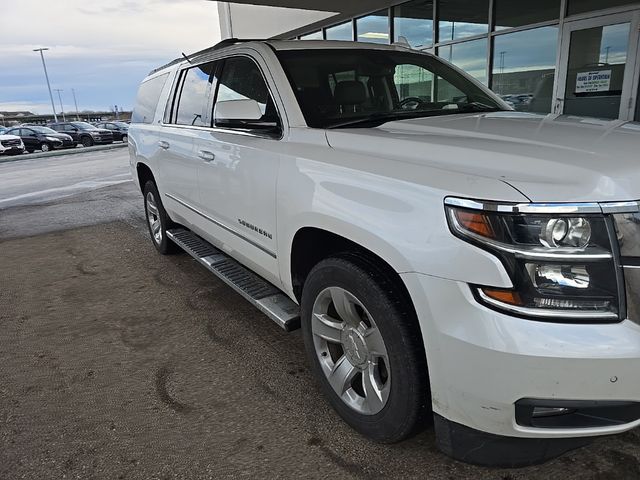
[82,136,93,147]
[301,256,429,443]
[142,180,178,255]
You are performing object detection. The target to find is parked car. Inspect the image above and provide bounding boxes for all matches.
[130,39,640,467]
[49,121,113,147]
[93,121,129,141]
[0,132,25,155]
[5,126,74,152]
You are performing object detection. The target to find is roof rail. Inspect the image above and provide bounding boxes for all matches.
[147,38,271,76]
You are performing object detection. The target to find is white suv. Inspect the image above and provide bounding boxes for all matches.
[129,39,640,467]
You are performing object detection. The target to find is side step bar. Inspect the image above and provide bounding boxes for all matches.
[166,228,300,331]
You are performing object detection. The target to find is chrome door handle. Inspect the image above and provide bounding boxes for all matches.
[158,140,170,150]
[198,150,215,162]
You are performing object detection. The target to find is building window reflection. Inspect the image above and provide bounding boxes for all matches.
[393,0,434,49]
[494,0,560,30]
[356,10,389,44]
[438,0,489,42]
[325,21,353,41]
[492,26,558,114]
[438,38,488,84]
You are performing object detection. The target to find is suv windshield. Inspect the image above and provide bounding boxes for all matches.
[71,122,98,131]
[276,49,505,129]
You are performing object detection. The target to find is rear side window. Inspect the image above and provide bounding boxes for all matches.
[132,73,169,124]
[173,62,217,126]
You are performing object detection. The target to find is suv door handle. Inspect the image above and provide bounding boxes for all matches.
[198,150,215,162]
[158,140,170,150]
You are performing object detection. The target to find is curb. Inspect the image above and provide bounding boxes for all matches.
[0,142,128,164]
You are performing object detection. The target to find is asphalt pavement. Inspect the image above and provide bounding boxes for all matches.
[1,149,640,479]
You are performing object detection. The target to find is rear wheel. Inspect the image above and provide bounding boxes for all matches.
[301,255,430,443]
[143,180,179,255]
[81,136,94,147]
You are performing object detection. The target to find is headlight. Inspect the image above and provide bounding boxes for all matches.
[45,136,61,142]
[445,198,622,322]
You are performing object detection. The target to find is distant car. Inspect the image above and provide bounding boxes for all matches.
[49,121,114,147]
[5,126,74,152]
[94,121,129,142]
[0,132,25,156]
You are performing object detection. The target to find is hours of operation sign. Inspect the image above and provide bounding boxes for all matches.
[575,70,612,93]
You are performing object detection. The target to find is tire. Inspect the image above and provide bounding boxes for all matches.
[122,134,128,142]
[301,254,430,443]
[81,136,94,147]
[142,180,179,255]
[40,143,51,152]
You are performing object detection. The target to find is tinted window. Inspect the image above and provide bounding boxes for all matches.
[495,0,560,30]
[215,56,278,123]
[132,73,169,124]
[277,49,502,129]
[567,0,638,16]
[393,0,433,49]
[325,22,352,41]
[356,10,389,44]
[175,62,216,126]
[438,0,489,42]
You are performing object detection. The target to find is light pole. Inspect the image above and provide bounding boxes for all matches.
[54,89,66,121]
[71,88,80,120]
[33,48,58,122]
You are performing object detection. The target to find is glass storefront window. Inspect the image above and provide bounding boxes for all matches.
[325,21,352,41]
[568,0,639,16]
[356,10,389,44]
[492,26,559,113]
[300,31,323,40]
[393,0,433,49]
[563,22,631,119]
[438,38,488,84]
[494,0,560,30]
[438,0,489,42]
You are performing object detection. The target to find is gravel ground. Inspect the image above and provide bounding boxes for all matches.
[2,184,640,479]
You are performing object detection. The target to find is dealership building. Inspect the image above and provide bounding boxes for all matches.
[216,0,640,122]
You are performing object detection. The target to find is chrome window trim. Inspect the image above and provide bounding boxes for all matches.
[445,196,640,215]
[446,207,612,260]
[477,288,619,320]
[164,192,277,259]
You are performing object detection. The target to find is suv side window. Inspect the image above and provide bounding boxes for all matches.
[215,56,280,129]
[174,61,217,127]
[132,72,169,124]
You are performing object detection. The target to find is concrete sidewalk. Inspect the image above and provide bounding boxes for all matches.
[0,142,127,164]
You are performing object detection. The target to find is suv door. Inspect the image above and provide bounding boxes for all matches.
[158,61,216,227]
[193,55,283,285]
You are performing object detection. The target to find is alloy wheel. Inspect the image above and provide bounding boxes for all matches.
[146,191,163,245]
[311,286,391,415]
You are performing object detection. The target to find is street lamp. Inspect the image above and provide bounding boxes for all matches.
[71,88,80,121]
[33,48,58,122]
[54,89,66,121]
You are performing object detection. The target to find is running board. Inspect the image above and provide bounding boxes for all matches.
[166,228,300,331]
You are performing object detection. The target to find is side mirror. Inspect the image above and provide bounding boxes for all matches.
[215,99,263,122]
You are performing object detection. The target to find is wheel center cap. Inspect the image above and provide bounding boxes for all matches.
[341,328,369,368]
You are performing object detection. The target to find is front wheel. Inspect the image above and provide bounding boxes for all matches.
[301,255,430,443]
[81,136,94,147]
[40,143,51,152]
[143,180,179,255]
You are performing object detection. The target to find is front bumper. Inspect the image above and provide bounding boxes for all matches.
[402,272,640,440]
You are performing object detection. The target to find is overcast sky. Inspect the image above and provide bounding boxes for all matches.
[0,0,220,114]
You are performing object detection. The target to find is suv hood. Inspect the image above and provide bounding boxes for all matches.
[0,134,22,141]
[325,112,640,203]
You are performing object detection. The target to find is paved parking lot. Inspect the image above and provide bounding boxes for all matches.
[2,150,640,479]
